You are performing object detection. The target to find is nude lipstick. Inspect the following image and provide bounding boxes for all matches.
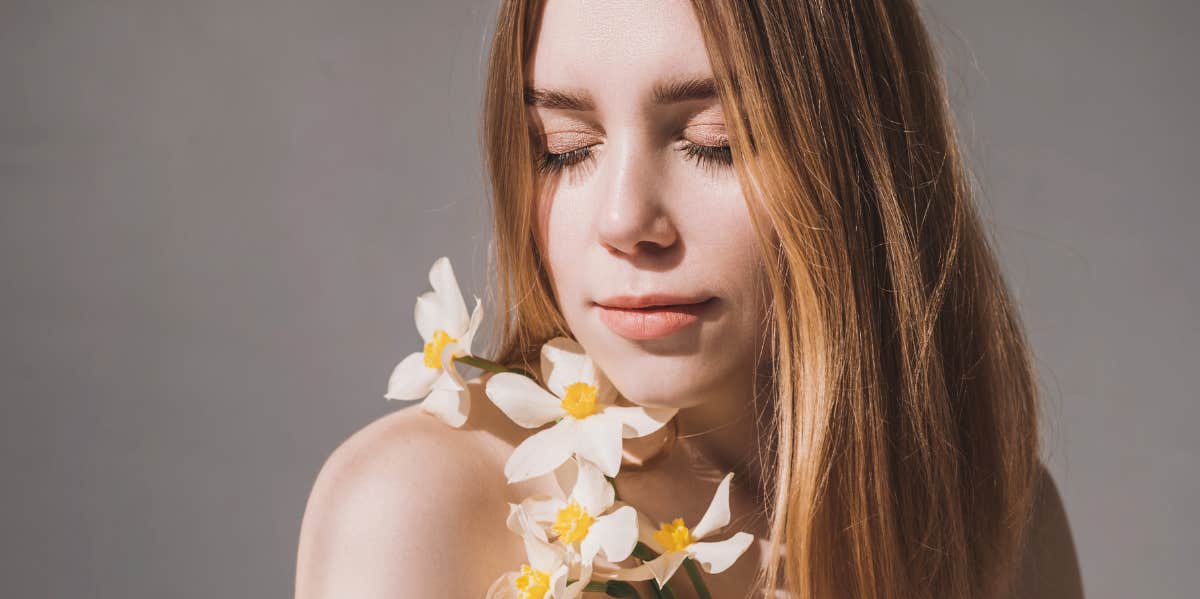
[594,294,715,340]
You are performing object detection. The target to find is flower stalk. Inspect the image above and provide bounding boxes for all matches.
[454,354,533,378]
[583,581,643,598]
[682,559,713,599]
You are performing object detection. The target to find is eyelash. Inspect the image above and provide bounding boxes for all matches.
[535,141,733,176]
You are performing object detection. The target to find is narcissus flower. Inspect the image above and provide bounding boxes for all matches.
[485,529,593,599]
[628,473,755,587]
[384,256,482,427]
[506,458,639,567]
[485,336,677,482]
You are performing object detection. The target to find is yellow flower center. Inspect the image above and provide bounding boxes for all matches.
[514,564,551,599]
[654,518,695,553]
[551,500,595,544]
[422,329,458,369]
[560,381,599,419]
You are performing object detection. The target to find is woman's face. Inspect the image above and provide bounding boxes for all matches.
[528,0,769,410]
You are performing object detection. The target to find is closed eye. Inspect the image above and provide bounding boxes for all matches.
[535,142,733,176]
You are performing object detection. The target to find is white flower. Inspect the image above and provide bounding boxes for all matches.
[506,458,639,568]
[485,528,592,599]
[485,336,677,482]
[384,256,482,428]
[618,473,755,587]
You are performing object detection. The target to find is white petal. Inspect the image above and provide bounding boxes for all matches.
[485,372,565,428]
[540,337,591,397]
[505,421,576,483]
[428,256,470,336]
[550,565,569,599]
[413,290,442,342]
[429,373,461,396]
[552,458,579,499]
[571,458,615,516]
[419,386,469,428]
[642,551,689,588]
[558,563,592,599]
[579,538,600,566]
[524,497,565,527]
[505,502,531,538]
[573,416,624,477]
[524,530,566,572]
[428,342,468,393]
[578,352,599,388]
[688,532,754,574]
[691,472,735,539]
[458,295,484,351]
[484,571,519,599]
[601,406,678,438]
[384,352,438,401]
[506,499,560,541]
[581,505,638,564]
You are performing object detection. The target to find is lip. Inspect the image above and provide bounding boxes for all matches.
[594,294,715,340]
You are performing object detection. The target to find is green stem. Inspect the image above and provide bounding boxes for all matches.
[682,558,713,599]
[582,581,642,598]
[632,542,659,561]
[454,355,533,378]
[610,581,644,599]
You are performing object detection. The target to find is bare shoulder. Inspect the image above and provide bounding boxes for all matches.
[295,375,532,598]
[1014,461,1086,599]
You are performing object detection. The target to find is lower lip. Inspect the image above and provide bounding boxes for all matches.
[596,298,714,340]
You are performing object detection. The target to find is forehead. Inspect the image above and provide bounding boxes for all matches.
[528,0,713,106]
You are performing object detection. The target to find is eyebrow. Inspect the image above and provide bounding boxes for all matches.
[524,76,718,111]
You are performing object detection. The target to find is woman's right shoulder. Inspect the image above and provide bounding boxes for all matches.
[304,373,531,508]
[310,401,502,504]
[295,375,531,597]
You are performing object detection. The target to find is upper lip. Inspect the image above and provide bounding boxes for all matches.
[594,294,713,309]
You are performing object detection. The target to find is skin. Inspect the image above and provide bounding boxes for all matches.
[526,0,773,487]
[294,1,1084,598]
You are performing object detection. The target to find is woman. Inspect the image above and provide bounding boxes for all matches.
[295,0,1084,597]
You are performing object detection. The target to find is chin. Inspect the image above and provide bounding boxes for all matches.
[568,307,759,410]
[595,349,724,410]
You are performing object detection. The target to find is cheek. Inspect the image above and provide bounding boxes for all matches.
[680,182,761,278]
[685,187,770,344]
[537,189,590,306]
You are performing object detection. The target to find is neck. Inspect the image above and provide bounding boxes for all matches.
[621,366,774,507]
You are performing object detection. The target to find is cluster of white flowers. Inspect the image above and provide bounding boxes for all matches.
[386,257,754,598]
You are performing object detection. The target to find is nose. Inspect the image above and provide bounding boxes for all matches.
[594,138,679,256]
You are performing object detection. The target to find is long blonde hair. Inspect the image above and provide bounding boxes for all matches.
[479,1,1040,597]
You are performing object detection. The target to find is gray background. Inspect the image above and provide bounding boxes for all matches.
[1,1,1195,597]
